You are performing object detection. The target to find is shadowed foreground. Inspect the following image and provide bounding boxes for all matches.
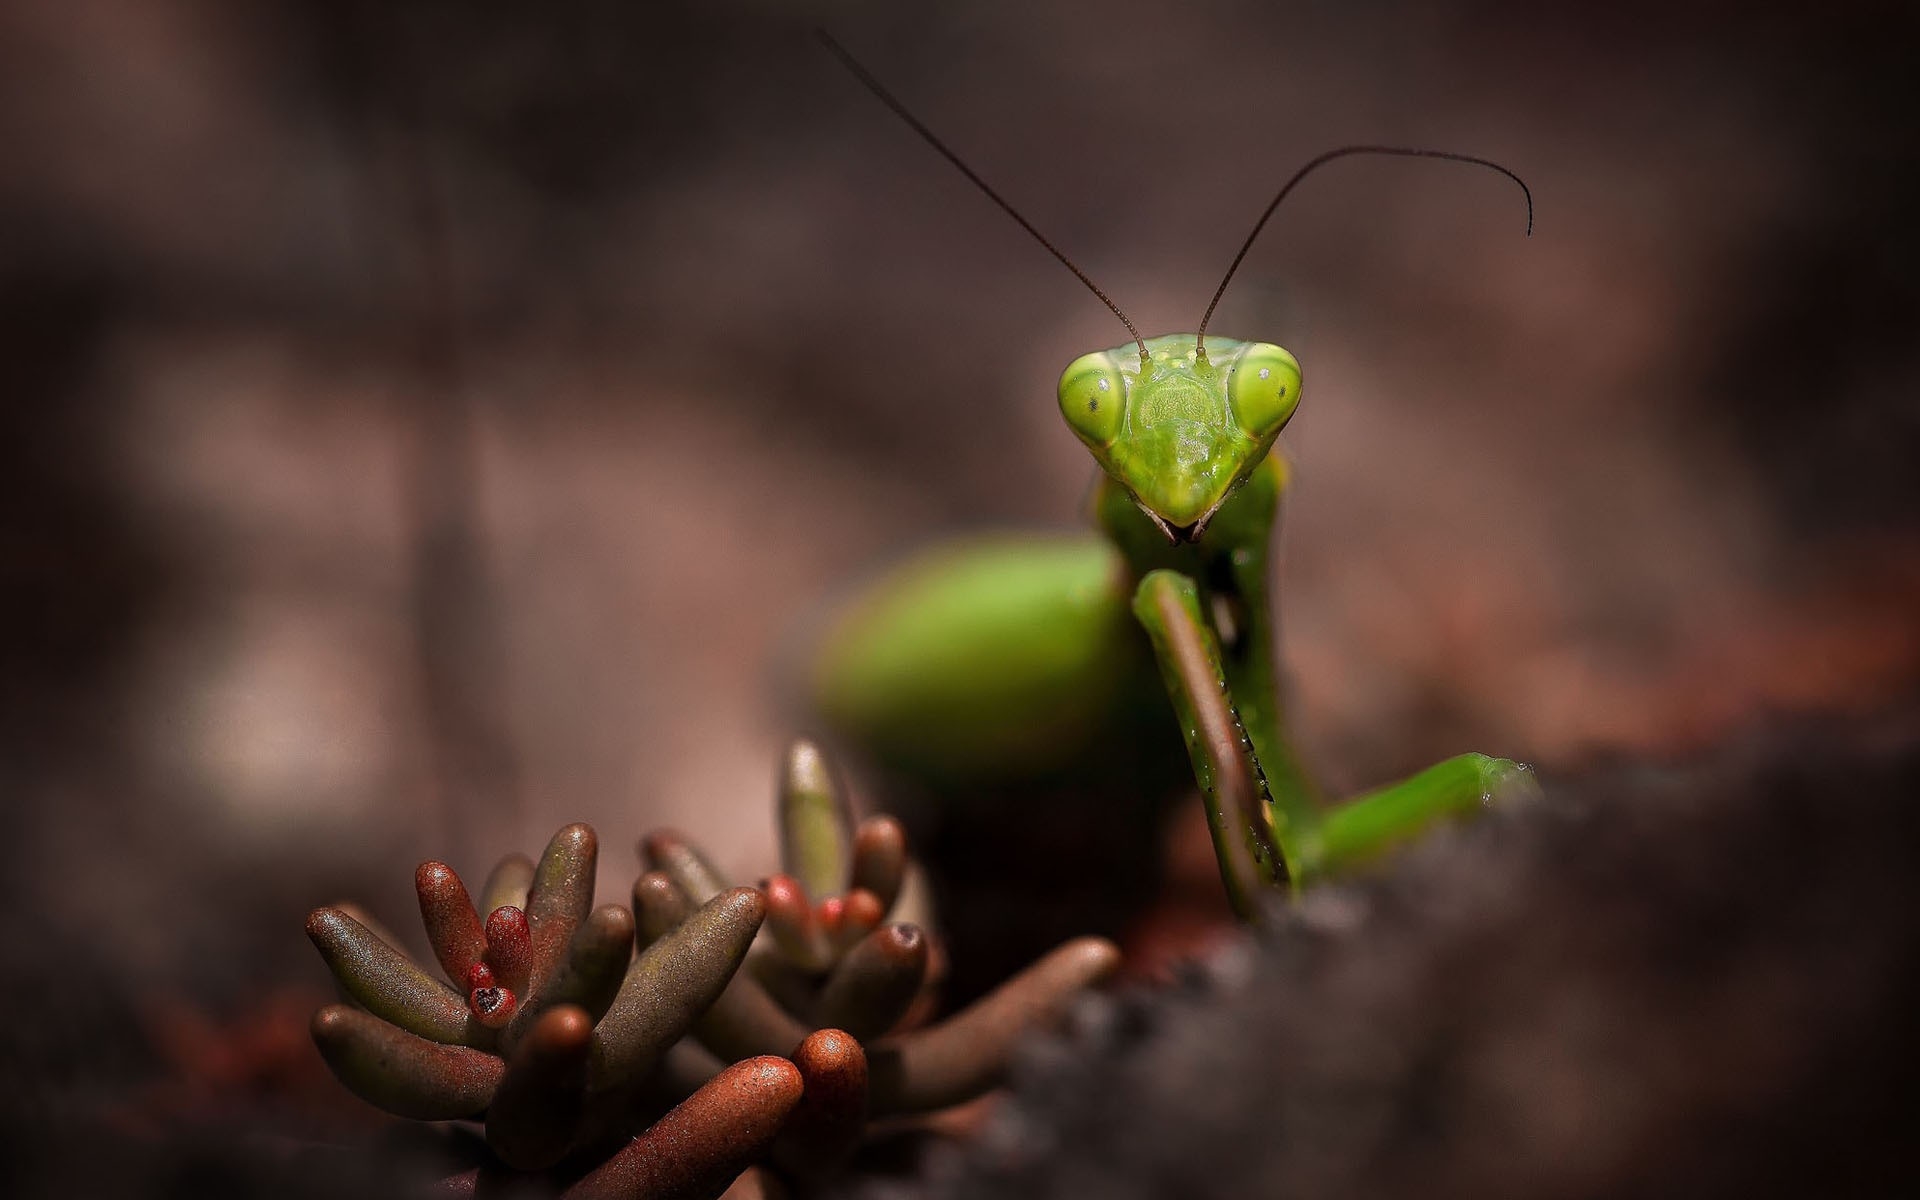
[859,707,1920,1199]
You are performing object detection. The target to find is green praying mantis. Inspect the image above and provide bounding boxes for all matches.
[804,36,1540,920]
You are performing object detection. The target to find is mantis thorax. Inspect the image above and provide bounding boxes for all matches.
[1058,333,1302,540]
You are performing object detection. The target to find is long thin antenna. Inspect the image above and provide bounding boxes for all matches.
[816,30,1150,366]
[1196,145,1533,356]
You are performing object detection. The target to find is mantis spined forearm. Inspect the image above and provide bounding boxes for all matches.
[807,36,1538,918]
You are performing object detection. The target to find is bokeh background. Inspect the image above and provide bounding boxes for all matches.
[4,0,1917,1193]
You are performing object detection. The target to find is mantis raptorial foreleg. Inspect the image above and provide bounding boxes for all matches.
[1131,555,1539,912]
[1113,432,1537,912]
[1131,569,1288,916]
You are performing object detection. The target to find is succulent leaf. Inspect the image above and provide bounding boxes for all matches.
[640,830,731,906]
[591,887,766,1093]
[311,1004,503,1120]
[867,936,1121,1115]
[487,1004,595,1171]
[480,852,536,914]
[812,924,928,1041]
[779,738,853,902]
[561,1057,804,1200]
[848,817,908,916]
[307,907,487,1047]
[773,1029,869,1182]
[527,824,599,996]
[416,861,488,985]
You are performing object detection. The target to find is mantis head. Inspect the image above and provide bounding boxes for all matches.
[819,35,1531,541]
[1058,334,1300,541]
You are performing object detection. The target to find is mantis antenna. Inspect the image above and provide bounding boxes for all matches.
[1195,146,1534,358]
[816,30,1152,367]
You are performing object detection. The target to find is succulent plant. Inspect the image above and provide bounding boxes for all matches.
[303,738,1119,1196]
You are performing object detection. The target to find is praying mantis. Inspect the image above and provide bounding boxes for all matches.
[804,36,1540,920]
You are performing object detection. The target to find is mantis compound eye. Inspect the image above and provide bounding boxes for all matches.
[1227,342,1302,438]
[1057,351,1127,447]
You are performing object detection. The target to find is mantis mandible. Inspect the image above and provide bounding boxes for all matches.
[806,35,1540,919]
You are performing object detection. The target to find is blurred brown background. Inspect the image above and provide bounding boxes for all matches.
[3,0,1917,1192]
